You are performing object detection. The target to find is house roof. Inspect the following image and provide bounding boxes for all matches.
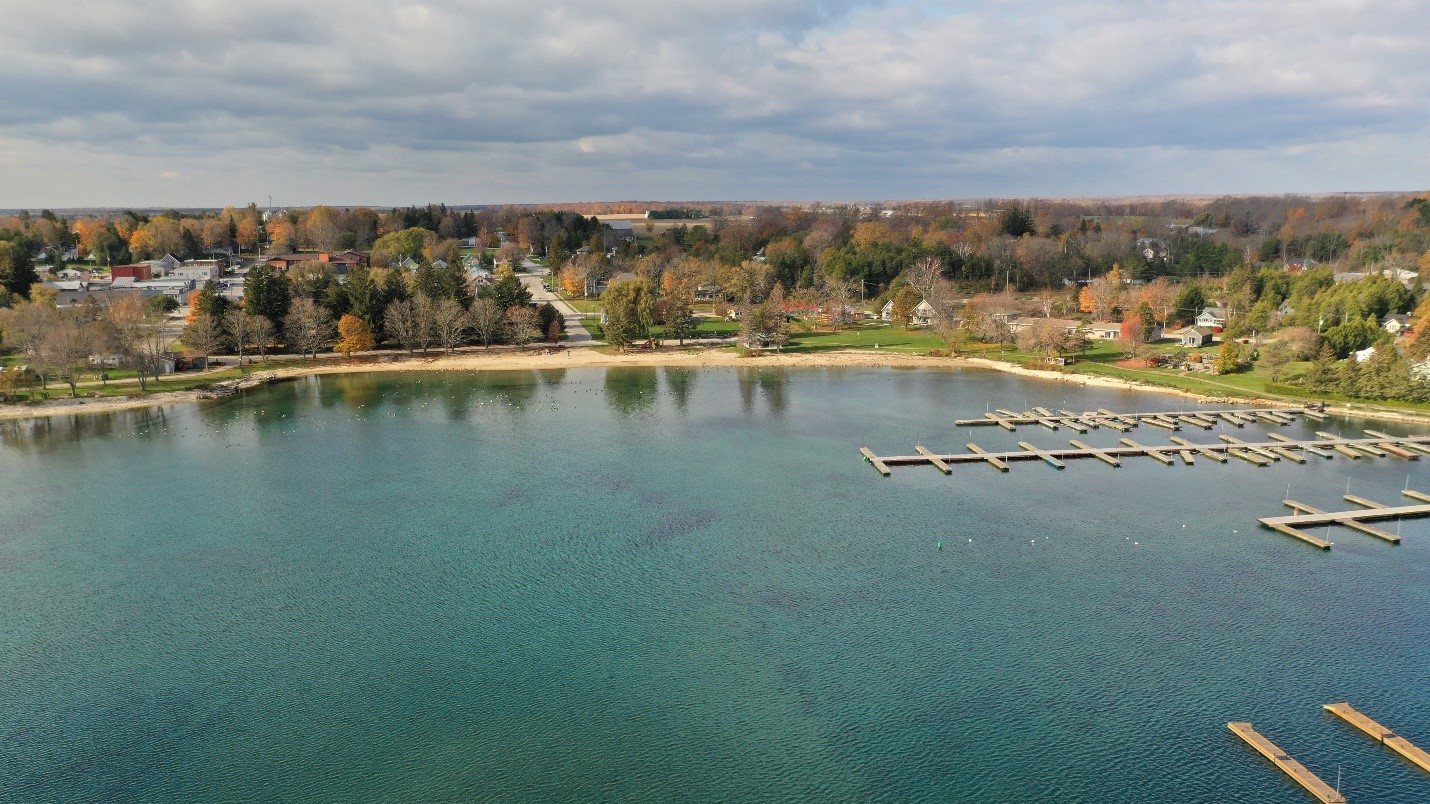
[1199,307,1227,317]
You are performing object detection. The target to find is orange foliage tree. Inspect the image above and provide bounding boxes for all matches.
[335,314,375,359]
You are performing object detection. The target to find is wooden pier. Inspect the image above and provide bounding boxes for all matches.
[1228,722,1347,803]
[860,435,1430,477]
[1324,702,1430,776]
[1270,500,1402,544]
[1256,488,1430,548]
[957,406,1312,432]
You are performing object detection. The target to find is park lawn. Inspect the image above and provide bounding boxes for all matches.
[785,323,948,354]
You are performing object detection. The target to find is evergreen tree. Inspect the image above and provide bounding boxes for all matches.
[243,264,292,337]
[1305,345,1339,394]
[1338,356,1363,398]
[488,272,532,310]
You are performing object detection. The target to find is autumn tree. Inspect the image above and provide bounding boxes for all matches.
[1119,313,1150,358]
[1139,278,1177,329]
[1080,268,1122,321]
[1214,339,1241,374]
[1016,317,1071,359]
[890,286,921,328]
[335,314,376,359]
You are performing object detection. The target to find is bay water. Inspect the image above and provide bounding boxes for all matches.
[2,366,1428,802]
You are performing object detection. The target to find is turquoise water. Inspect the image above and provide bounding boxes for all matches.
[2,366,1428,802]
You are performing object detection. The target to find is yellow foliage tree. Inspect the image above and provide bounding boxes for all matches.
[335,314,375,359]
[851,221,892,250]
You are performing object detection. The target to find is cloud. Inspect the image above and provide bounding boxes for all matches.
[0,0,1426,206]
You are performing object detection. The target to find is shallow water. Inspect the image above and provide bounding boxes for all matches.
[2,366,1427,802]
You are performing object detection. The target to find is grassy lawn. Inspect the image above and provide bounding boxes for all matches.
[784,322,947,354]
[557,293,603,314]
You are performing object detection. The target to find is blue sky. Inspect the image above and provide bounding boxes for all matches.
[2,0,1427,207]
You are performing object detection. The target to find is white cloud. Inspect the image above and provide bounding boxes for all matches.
[0,0,1427,206]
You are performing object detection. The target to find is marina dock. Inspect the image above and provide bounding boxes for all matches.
[861,435,1430,476]
[956,406,1312,432]
[1228,722,1346,803]
[1324,702,1430,776]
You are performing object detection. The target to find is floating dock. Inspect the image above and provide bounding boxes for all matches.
[1256,488,1430,548]
[1228,722,1346,803]
[860,435,1430,476]
[1270,500,1402,544]
[957,406,1312,431]
[1324,702,1430,776]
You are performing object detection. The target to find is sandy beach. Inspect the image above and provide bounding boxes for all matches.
[1,345,1424,424]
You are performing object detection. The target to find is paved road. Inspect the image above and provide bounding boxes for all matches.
[521,273,594,344]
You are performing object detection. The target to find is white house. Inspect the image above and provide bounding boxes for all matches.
[1170,326,1215,348]
[1084,322,1122,340]
[1195,307,1227,329]
[1354,346,1377,363]
[1382,314,1412,335]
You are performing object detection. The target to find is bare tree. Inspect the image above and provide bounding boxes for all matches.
[225,307,273,364]
[467,298,506,348]
[1016,317,1072,360]
[412,294,438,354]
[385,299,421,354]
[182,313,225,364]
[37,313,99,397]
[506,306,540,348]
[106,293,169,390]
[283,297,336,359]
[432,296,468,353]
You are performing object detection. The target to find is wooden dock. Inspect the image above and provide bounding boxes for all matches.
[914,445,951,474]
[859,447,891,477]
[956,406,1312,432]
[1270,500,1402,544]
[1324,702,1430,776]
[1228,722,1347,803]
[861,435,1430,477]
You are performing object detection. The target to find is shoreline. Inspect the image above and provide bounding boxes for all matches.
[3,346,1428,425]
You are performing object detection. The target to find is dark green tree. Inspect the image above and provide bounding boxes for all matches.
[1172,284,1207,325]
[243,264,292,337]
[487,272,532,310]
[0,240,39,299]
[1305,345,1339,394]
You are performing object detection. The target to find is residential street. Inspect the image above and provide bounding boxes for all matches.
[521,271,593,343]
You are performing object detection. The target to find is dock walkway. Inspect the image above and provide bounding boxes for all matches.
[957,406,1308,431]
[1228,722,1346,803]
[1324,702,1430,776]
[863,435,1430,474]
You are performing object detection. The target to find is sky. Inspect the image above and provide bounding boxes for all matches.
[2,0,1428,208]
